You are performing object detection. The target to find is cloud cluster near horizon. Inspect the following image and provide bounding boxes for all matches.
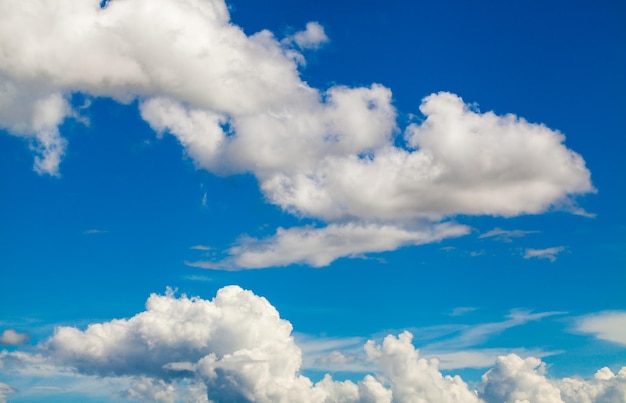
[1,287,625,402]
[0,0,594,268]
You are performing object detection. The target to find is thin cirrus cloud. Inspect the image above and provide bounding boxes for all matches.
[524,246,566,263]
[1,287,624,402]
[299,311,563,372]
[479,227,539,242]
[0,0,594,269]
[575,311,626,346]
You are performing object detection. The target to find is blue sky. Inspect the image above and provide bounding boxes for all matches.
[1,0,625,401]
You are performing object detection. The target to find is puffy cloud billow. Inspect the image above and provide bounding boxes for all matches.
[0,0,595,267]
[1,287,625,402]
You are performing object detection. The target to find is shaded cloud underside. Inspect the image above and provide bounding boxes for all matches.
[0,0,594,268]
[1,287,625,402]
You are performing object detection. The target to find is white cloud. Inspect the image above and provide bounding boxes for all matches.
[524,246,566,262]
[0,329,30,346]
[288,22,329,50]
[0,0,594,267]
[575,311,626,346]
[190,245,212,251]
[121,376,208,403]
[425,309,566,352]
[556,367,626,403]
[187,221,469,269]
[1,288,625,402]
[479,228,539,242]
[365,332,482,403]
[43,286,301,380]
[482,354,564,403]
[481,355,626,403]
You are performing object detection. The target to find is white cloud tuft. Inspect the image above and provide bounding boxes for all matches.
[524,247,566,262]
[0,329,30,346]
[289,22,329,49]
[575,311,626,346]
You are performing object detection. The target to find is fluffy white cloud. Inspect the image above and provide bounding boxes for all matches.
[365,332,482,403]
[524,247,566,262]
[0,0,594,267]
[187,221,469,269]
[482,355,626,403]
[44,286,301,380]
[556,367,626,403]
[287,22,329,50]
[575,311,626,346]
[0,329,30,346]
[2,287,626,402]
[482,354,564,403]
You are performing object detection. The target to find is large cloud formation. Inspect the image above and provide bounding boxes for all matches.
[0,0,594,267]
[1,287,625,402]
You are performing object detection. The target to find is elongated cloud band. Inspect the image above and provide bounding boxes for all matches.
[0,0,594,268]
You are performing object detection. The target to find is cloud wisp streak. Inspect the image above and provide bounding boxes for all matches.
[575,311,626,347]
[524,247,566,263]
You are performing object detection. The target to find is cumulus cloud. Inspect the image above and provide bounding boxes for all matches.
[365,332,482,403]
[575,311,626,346]
[0,329,30,346]
[0,0,594,267]
[482,354,564,402]
[524,246,566,262]
[1,287,625,402]
[482,355,626,403]
[556,367,626,403]
[287,22,329,50]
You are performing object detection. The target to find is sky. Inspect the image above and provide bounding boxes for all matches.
[0,0,625,401]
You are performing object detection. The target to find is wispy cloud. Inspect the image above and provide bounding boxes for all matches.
[449,307,478,317]
[479,227,539,242]
[82,229,108,235]
[425,347,561,370]
[189,245,212,251]
[182,275,212,283]
[424,309,566,351]
[188,222,470,269]
[524,246,565,262]
[574,311,626,346]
